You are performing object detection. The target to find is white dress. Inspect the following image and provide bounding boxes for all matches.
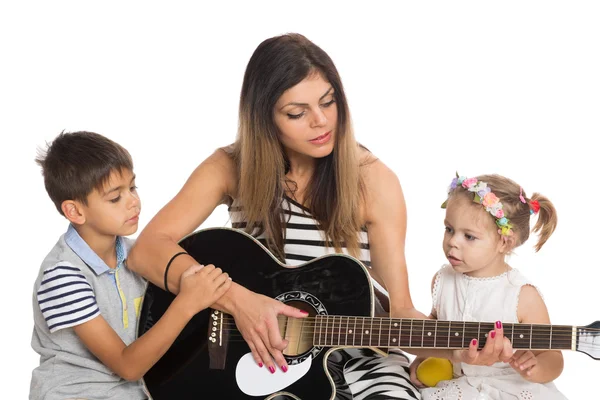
[420,265,567,400]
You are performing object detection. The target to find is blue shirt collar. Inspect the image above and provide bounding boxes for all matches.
[65,224,127,275]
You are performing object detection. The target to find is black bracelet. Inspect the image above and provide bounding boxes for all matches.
[164,251,188,294]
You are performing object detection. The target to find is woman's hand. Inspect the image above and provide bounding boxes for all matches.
[452,321,513,366]
[231,290,308,374]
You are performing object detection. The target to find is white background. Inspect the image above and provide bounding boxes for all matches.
[2,1,599,398]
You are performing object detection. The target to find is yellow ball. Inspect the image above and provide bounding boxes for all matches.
[416,357,453,387]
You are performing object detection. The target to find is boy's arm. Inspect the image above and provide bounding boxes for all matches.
[512,285,564,383]
[74,264,231,381]
[73,295,194,381]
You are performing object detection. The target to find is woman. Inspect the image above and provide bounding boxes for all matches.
[128,33,424,399]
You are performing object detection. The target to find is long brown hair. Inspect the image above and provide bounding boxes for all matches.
[230,33,364,260]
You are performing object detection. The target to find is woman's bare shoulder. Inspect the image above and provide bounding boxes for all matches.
[192,145,238,198]
[359,147,398,187]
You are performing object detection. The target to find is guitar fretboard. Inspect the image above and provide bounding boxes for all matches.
[312,316,574,350]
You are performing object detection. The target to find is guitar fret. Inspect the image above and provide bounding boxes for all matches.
[434,320,438,348]
[529,324,533,349]
[449,321,463,348]
[337,316,341,346]
[412,319,424,348]
[378,317,382,347]
[344,316,349,346]
[361,317,365,346]
[513,323,529,349]
[353,317,357,346]
[531,325,551,350]
[399,318,410,347]
[388,320,393,347]
[510,322,514,345]
[462,321,466,348]
[369,317,374,346]
[423,320,436,348]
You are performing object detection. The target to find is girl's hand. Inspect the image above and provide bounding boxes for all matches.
[178,264,232,315]
[453,321,513,366]
[509,350,538,379]
[408,357,427,388]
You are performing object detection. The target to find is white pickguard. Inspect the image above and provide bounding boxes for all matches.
[235,353,312,396]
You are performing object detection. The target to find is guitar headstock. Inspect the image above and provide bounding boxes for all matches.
[577,321,600,360]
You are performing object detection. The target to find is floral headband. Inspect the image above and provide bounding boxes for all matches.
[441,174,539,236]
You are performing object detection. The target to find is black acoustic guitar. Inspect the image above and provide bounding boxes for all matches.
[137,228,600,400]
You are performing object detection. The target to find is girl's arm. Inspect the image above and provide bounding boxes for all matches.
[511,285,564,383]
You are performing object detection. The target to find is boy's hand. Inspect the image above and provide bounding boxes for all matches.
[178,264,232,315]
[509,350,538,380]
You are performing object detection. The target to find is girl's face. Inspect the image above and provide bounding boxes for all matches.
[442,194,508,277]
[273,72,338,162]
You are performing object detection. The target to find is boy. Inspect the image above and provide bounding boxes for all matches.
[30,131,231,399]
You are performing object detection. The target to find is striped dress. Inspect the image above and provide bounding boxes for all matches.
[229,196,421,400]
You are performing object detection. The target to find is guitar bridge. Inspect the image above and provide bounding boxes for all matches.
[208,309,229,370]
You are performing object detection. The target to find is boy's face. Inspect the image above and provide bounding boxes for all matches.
[80,168,141,238]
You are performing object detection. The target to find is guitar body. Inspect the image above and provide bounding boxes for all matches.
[138,228,377,400]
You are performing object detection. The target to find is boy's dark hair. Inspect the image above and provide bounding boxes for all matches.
[35,131,133,215]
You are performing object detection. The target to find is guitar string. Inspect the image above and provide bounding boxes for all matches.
[214,317,600,334]
[214,314,600,329]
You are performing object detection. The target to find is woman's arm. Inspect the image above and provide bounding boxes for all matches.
[128,149,234,294]
[127,149,305,373]
[511,285,564,383]
[362,157,426,319]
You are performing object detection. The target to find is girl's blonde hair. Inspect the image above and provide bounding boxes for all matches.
[450,174,557,252]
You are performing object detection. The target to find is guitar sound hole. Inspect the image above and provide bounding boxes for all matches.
[278,300,316,357]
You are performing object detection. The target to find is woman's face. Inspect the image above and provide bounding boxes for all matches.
[273,72,338,161]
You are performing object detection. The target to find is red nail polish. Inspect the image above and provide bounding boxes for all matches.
[491,331,496,339]
[300,310,309,315]
[281,365,288,373]
[472,339,477,346]
[269,366,275,374]
[258,363,263,368]
[496,321,502,329]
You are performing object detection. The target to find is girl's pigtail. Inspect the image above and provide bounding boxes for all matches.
[530,192,558,252]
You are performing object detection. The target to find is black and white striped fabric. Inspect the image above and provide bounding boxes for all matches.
[37,264,100,333]
[229,196,420,399]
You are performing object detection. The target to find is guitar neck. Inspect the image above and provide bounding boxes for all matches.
[312,316,575,351]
